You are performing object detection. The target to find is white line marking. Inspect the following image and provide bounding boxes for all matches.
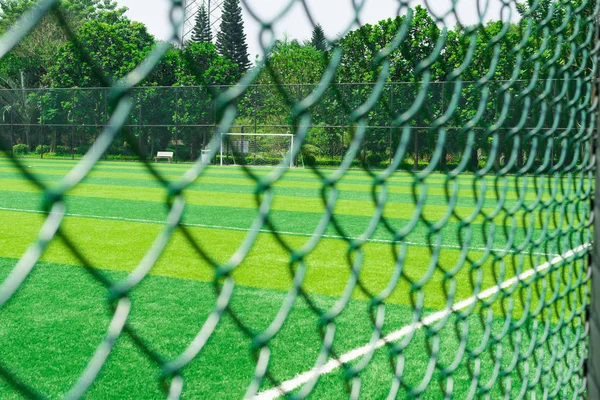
[254,243,591,400]
[0,206,556,256]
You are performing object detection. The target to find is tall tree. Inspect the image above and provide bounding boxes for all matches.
[0,0,125,87]
[216,0,250,77]
[45,15,155,87]
[310,24,326,51]
[191,4,212,43]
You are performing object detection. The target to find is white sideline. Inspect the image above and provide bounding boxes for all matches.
[0,206,557,257]
[253,243,591,400]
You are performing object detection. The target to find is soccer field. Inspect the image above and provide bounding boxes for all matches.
[0,158,590,398]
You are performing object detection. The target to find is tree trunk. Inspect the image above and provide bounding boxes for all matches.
[471,147,478,172]
[151,131,155,156]
[440,147,446,170]
[25,125,30,150]
[414,133,419,170]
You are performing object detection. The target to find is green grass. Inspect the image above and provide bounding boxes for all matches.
[0,158,590,399]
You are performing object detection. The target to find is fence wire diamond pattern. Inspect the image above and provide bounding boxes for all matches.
[0,0,599,399]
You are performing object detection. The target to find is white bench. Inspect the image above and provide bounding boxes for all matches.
[155,151,173,163]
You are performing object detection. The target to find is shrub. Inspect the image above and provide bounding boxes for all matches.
[301,144,320,156]
[301,153,316,167]
[13,144,28,156]
[106,154,141,161]
[77,145,90,154]
[301,144,319,167]
[366,153,382,167]
[55,146,70,156]
[35,145,50,154]
[176,146,191,161]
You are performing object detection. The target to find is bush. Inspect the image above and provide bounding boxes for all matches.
[176,146,191,161]
[77,145,90,155]
[12,144,28,156]
[106,154,141,161]
[301,144,319,167]
[55,146,70,156]
[301,144,322,157]
[301,153,316,167]
[35,145,50,154]
[366,153,382,167]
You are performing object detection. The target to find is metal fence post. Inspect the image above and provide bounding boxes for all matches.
[389,83,393,165]
[10,96,13,155]
[39,90,44,159]
[71,89,75,160]
[589,74,600,400]
[174,87,179,163]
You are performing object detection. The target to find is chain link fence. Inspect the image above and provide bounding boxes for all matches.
[0,0,598,398]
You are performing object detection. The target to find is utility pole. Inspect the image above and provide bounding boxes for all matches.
[180,0,224,45]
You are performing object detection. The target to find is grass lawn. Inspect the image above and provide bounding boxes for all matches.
[0,158,590,399]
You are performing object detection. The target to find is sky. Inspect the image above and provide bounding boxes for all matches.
[116,0,518,59]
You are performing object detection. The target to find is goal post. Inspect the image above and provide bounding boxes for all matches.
[219,132,295,168]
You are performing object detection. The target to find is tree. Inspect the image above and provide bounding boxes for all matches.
[0,0,126,86]
[191,4,212,44]
[0,71,41,149]
[258,40,325,86]
[180,42,238,86]
[44,15,155,87]
[216,0,250,77]
[310,24,326,51]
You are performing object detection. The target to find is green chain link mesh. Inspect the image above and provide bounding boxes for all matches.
[0,0,598,398]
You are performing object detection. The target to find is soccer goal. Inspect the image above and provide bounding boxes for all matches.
[219,132,295,168]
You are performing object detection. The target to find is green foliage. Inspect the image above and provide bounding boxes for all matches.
[301,144,322,157]
[311,24,327,51]
[0,2,596,170]
[216,0,251,77]
[54,145,70,155]
[260,40,325,85]
[337,6,443,83]
[180,42,238,86]
[34,144,49,154]
[144,46,180,86]
[366,153,382,167]
[0,0,126,87]
[0,0,124,32]
[12,143,27,155]
[191,5,212,44]
[145,43,237,86]
[45,16,155,87]
[301,144,319,166]
[251,41,326,126]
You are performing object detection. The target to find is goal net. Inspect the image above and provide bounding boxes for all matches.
[219,133,295,167]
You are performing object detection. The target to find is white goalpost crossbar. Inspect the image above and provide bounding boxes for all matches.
[220,133,295,168]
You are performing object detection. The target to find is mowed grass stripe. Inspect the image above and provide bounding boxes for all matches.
[0,160,592,193]
[0,190,569,251]
[0,257,417,399]
[0,170,579,211]
[0,165,589,199]
[0,158,591,187]
[0,162,588,399]
[0,178,588,229]
[0,258,573,399]
[1,209,578,313]
[0,169,590,208]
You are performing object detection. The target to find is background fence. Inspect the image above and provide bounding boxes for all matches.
[0,80,581,170]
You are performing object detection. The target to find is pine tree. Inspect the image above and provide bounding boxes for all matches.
[216,0,251,75]
[191,5,212,43]
[311,24,326,51]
